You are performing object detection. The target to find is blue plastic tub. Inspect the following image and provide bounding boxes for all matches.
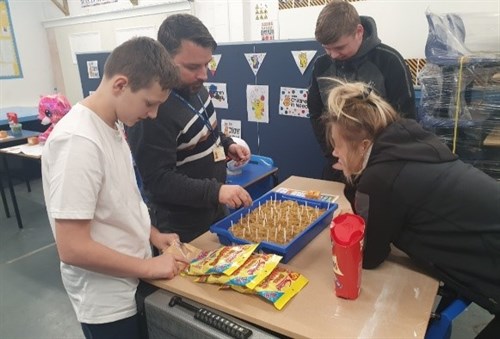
[210,191,338,263]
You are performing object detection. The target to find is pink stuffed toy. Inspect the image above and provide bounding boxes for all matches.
[38,93,71,142]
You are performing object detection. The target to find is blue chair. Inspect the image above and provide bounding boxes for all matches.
[250,154,274,167]
[247,155,278,199]
[226,154,278,201]
[426,286,471,339]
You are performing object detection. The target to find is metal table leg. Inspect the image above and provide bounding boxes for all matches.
[2,154,23,229]
[0,171,11,218]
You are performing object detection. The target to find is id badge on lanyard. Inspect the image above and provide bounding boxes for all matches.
[173,91,226,162]
[213,144,226,162]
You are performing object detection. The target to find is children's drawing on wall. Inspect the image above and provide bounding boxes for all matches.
[208,54,221,76]
[244,53,266,76]
[261,21,275,40]
[255,3,269,20]
[247,85,269,123]
[291,50,317,75]
[0,0,22,79]
[221,119,241,138]
[86,60,100,79]
[81,0,118,8]
[279,87,309,118]
[204,82,228,109]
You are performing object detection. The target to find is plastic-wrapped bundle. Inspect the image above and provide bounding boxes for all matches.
[424,10,500,64]
[418,10,500,179]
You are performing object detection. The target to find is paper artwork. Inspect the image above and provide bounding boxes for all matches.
[254,3,269,20]
[87,60,100,79]
[261,21,275,41]
[81,0,117,8]
[208,54,221,76]
[279,87,309,118]
[291,50,317,75]
[205,82,228,109]
[247,85,269,123]
[0,0,22,78]
[221,119,241,138]
[244,53,266,76]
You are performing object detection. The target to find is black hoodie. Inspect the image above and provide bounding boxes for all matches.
[354,119,500,314]
[308,16,416,158]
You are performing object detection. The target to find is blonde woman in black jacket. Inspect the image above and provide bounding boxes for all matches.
[324,79,500,338]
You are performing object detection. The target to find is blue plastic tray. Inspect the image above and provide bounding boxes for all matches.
[210,191,338,263]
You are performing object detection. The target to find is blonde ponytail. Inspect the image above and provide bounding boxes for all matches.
[321,78,399,183]
[323,78,398,144]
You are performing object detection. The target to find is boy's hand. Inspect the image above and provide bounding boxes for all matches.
[145,252,188,280]
[150,226,180,251]
[152,232,180,252]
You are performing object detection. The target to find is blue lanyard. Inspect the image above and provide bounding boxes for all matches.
[172,91,216,137]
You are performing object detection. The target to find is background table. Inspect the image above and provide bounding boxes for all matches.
[0,107,40,131]
[147,176,439,338]
[0,133,42,228]
[0,130,40,146]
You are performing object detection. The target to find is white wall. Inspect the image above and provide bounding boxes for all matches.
[1,0,498,111]
[42,0,174,19]
[279,0,500,59]
[43,2,192,104]
[0,0,191,110]
[244,0,279,41]
[0,1,55,108]
[192,0,245,42]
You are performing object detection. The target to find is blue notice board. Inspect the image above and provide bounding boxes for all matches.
[76,39,327,181]
[208,40,325,181]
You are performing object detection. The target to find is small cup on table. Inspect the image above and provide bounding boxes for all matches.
[9,122,22,136]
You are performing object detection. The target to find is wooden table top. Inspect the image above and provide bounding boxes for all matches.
[147,176,439,338]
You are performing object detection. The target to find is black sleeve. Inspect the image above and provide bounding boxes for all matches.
[127,116,221,209]
[220,132,235,153]
[307,61,330,157]
[383,50,417,119]
[354,191,390,269]
[355,169,406,269]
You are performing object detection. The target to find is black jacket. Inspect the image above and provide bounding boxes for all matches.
[353,119,500,313]
[308,16,416,158]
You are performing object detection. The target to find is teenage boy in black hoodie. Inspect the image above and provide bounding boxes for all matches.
[308,0,416,182]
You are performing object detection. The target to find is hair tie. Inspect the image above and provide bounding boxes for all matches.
[355,86,373,100]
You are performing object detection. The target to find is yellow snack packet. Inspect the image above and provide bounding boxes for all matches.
[232,266,309,310]
[194,252,282,289]
[183,248,222,276]
[184,244,258,276]
[226,253,282,289]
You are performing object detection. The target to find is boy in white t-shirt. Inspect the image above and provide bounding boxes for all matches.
[42,37,186,339]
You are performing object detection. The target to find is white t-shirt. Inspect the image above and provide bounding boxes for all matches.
[42,103,152,324]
